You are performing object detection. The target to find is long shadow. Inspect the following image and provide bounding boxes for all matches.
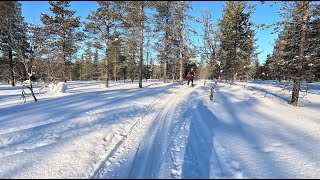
[0,83,177,115]
[253,110,320,164]
[199,83,320,171]
[305,102,320,111]
[247,86,290,104]
[0,94,22,101]
[66,81,104,90]
[181,100,220,179]
[249,80,320,95]
[0,85,25,91]
[304,83,320,95]
[90,82,320,179]
[0,158,36,178]
[0,91,48,104]
[0,105,151,150]
[0,83,182,178]
[204,87,293,178]
[0,83,179,134]
[94,84,188,179]
[214,85,320,178]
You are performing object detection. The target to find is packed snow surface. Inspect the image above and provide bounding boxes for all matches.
[0,80,319,178]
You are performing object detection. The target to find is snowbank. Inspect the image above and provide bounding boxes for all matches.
[1,80,320,178]
[48,82,68,94]
[23,80,31,84]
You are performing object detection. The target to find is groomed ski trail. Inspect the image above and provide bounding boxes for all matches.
[92,83,194,178]
[93,82,231,179]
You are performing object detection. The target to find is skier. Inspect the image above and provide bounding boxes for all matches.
[187,68,196,87]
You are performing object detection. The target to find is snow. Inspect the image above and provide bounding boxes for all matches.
[0,80,320,178]
[48,82,68,94]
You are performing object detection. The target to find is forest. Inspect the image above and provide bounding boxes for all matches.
[0,1,319,106]
[1,1,320,179]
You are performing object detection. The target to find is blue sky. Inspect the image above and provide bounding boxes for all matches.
[20,1,282,64]
[189,1,282,63]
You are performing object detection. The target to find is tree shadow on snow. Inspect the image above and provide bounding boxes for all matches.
[208,85,320,178]
[181,100,220,179]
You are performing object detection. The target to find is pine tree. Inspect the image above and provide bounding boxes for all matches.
[93,47,100,80]
[153,1,171,83]
[84,1,123,87]
[123,2,155,87]
[0,1,22,86]
[153,1,193,84]
[200,9,220,85]
[0,1,41,101]
[173,1,192,85]
[83,44,92,80]
[40,1,82,82]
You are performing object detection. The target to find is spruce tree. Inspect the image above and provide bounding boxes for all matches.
[218,2,256,84]
[262,1,318,106]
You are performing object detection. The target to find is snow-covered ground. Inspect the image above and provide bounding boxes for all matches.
[0,80,319,178]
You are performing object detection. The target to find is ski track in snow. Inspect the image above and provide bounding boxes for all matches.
[93,84,190,178]
[94,83,245,179]
[0,81,181,178]
[1,80,320,178]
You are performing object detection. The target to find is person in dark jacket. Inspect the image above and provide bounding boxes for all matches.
[187,68,196,86]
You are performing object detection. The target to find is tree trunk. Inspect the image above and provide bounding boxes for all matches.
[105,1,110,88]
[62,35,67,82]
[139,4,144,88]
[24,61,37,102]
[114,47,117,81]
[179,3,183,85]
[146,47,149,82]
[233,72,237,84]
[28,82,37,102]
[163,1,170,83]
[291,1,309,106]
[115,62,117,81]
[69,54,72,81]
[231,41,237,85]
[204,67,208,86]
[9,47,15,86]
[291,78,300,106]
